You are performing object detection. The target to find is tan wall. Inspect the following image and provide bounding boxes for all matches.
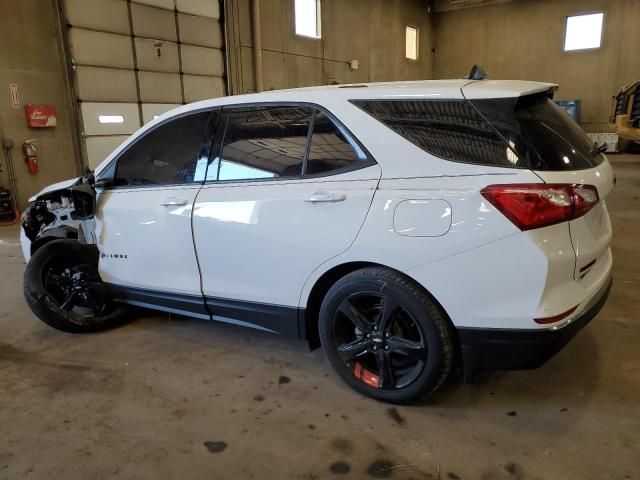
[433,0,640,132]
[0,0,79,209]
[227,0,434,93]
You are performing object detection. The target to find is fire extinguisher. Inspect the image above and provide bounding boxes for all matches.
[23,139,39,174]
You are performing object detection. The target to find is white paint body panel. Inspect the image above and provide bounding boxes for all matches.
[193,167,381,305]
[95,186,202,296]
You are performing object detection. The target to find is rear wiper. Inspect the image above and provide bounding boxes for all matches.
[590,142,608,157]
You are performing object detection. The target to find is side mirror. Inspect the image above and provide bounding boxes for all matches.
[94,178,114,189]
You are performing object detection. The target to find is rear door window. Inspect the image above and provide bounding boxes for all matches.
[305,111,367,175]
[216,106,313,181]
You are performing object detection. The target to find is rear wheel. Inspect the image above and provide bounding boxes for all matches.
[319,267,455,403]
[24,239,128,333]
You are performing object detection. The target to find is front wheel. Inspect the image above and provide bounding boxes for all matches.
[319,267,455,404]
[23,239,128,333]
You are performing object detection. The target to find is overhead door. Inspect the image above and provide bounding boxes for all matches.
[61,0,226,169]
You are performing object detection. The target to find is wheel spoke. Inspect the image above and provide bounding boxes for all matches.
[60,291,78,311]
[336,337,369,362]
[378,295,399,333]
[375,350,395,389]
[337,300,371,333]
[387,336,426,361]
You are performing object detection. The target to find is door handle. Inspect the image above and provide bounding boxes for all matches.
[305,191,347,203]
[160,197,188,207]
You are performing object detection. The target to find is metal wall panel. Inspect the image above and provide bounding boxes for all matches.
[131,3,177,41]
[138,72,182,103]
[181,45,225,76]
[69,28,133,68]
[131,0,174,10]
[65,0,130,34]
[135,38,179,72]
[178,14,223,48]
[142,103,181,124]
[85,135,130,169]
[183,75,225,102]
[81,102,140,136]
[75,67,138,102]
[176,0,220,19]
[62,0,226,170]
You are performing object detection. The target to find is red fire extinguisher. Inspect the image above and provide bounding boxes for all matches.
[23,139,39,175]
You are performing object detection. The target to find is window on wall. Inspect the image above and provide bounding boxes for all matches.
[405,26,418,60]
[295,0,321,38]
[564,12,604,51]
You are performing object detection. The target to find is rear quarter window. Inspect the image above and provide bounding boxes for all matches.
[351,99,526,168]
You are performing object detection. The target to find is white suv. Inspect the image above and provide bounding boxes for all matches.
[21,79,614,403]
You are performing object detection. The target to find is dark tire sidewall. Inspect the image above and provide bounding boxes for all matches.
[24,239,127,333]
[319,270,449,404]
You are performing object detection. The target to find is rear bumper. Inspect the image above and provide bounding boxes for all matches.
[457,276,612,377]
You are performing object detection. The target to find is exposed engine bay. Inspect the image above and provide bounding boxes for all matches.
[21,176,98,253]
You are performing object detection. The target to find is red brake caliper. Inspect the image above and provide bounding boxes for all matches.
[354,362,380,388]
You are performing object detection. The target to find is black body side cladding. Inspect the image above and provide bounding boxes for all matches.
[107,284,303,337]
[457,278,612,380]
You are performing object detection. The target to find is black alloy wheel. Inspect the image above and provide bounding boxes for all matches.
[24,239,129,333]
[319,267,455,403]
[332,292,426,390]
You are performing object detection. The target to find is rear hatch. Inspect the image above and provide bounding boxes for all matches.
[466,89,615,280]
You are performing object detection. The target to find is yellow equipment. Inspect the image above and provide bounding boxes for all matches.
[611,81,640,150]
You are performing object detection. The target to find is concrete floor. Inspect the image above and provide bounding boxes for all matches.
[1,156,639,480]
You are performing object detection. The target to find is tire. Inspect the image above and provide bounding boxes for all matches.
[319,267,455,404]
[23,239,129,333]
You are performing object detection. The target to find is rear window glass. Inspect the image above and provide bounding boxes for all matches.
[353,95,604,171]
[352,99,517,168]
[470,94,604,171]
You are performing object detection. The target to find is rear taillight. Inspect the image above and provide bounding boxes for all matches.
[481,183,599,231]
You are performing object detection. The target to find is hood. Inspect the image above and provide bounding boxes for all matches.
[29,177,82,202]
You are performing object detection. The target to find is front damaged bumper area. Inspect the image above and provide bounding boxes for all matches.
[457,276,612,378]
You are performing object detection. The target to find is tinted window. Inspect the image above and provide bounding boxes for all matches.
[305,111,364,175]
[115,112,210,186]
[216,106,313,181]
[352,99,518,168]
[470,94,604,171]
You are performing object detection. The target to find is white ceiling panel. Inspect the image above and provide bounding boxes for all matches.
[131,0,175,10]
[138,71,183,103]
[75,67,138,102]
[65,0,130,34]
[142,103,181,123]
[178,14,223,48]
[85,135,130,169]
[181,45,225,76]
[81,102,141,136]
[69,28,133,68]
[131,3,177,41]
[135,38,180,72]
[176,0,220,19]
[183,75,225,102]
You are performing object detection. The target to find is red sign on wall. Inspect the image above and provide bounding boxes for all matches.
[25,104,57,128]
